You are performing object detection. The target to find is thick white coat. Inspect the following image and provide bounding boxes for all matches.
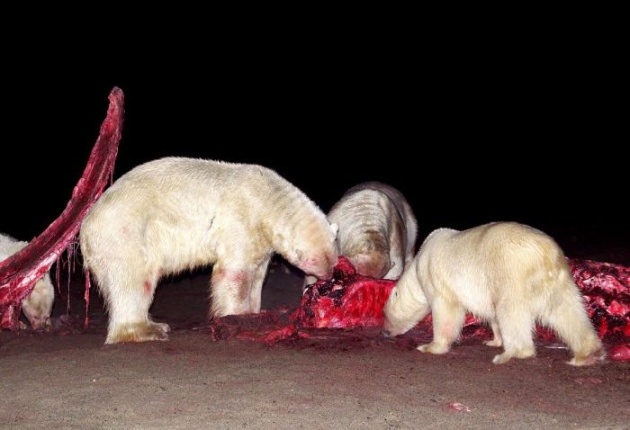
[329,181,417,279]
[79,157,338,344]
[305,181,417,285]
[0,233,55,330]
[383,221,605,366]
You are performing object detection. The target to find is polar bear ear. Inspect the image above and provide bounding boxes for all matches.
[330,223,339,238]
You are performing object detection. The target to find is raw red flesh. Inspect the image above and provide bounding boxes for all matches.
[569,259,630,361]
[291,256,395,329]
[211,255,630,361]
[0,87,124,330]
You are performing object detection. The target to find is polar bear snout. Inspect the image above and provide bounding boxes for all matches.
[293,247,338,281]
[381,315,405,338]
[381,322,410,339]
[303,253,338,280]
[309,265,335,281]
[23,314,51,331]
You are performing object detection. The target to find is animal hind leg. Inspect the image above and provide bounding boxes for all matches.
[492,306,536,364]
[103,268,170,344]
[542,290,605,366]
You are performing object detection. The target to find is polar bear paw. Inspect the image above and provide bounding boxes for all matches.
[417,342,450,355]
[568,347,606,367]
[492,346,536,364]
[105,321,171,344]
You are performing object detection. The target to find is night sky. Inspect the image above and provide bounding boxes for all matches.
[2,45,626,255]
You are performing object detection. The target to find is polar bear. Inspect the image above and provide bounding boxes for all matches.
[79,157,339,344]
[305,181,417,285]
[382,221,605,366]
[0,233,55,330]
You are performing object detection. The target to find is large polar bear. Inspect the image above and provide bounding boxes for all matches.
[305,181,417,285]
[0,233,55,330]
[382,221,605,366]
[79,157,339,344]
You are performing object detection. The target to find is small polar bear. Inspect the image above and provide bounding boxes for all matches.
[0,233,55,330]
[79,156,339,344]
[382,221,605,366]
[305,181,417,285]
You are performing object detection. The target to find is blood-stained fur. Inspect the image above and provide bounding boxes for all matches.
[0,233,55,330]
[383,222,605,366]
[79,157,339,344]
[305,181,417,285]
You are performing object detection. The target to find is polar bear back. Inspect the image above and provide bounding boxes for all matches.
[93,156,305,216]
[415,222,573,319]
[80,156,335,277]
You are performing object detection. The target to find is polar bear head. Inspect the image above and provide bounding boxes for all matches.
[344,234,391,279]
[278,221,339,281]
[21,273,55,330]
[382,271,430,338]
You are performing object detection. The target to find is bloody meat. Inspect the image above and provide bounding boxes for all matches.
[210,255,630,361]
[0,87,124,330]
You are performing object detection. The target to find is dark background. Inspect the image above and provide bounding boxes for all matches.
[1,28,626,257]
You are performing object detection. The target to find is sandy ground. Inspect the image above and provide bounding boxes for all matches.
[1,247,629,430]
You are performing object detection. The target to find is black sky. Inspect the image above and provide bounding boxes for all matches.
[2,36,626,253]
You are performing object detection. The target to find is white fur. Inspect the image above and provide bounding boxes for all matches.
[383,221,605,366]
[305,181,417,285]
[79,157,339,344]
[0,233,55,330]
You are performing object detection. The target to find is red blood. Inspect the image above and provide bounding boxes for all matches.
[259,256,630,362]
[290,256,395,329]
[446,402,471,413]
[569,259,630,346]
[0,87,124,330]
[608,343,630,361]
[574,377,603,385]
[143,281,152,296]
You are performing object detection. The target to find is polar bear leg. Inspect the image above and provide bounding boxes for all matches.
[104,272,170,344]
[418,297,466,355]
[248,259,271,314]
[210,263,257,318]
[484,319,503,347]
[542,291,605,366]
[492,307,536,364]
